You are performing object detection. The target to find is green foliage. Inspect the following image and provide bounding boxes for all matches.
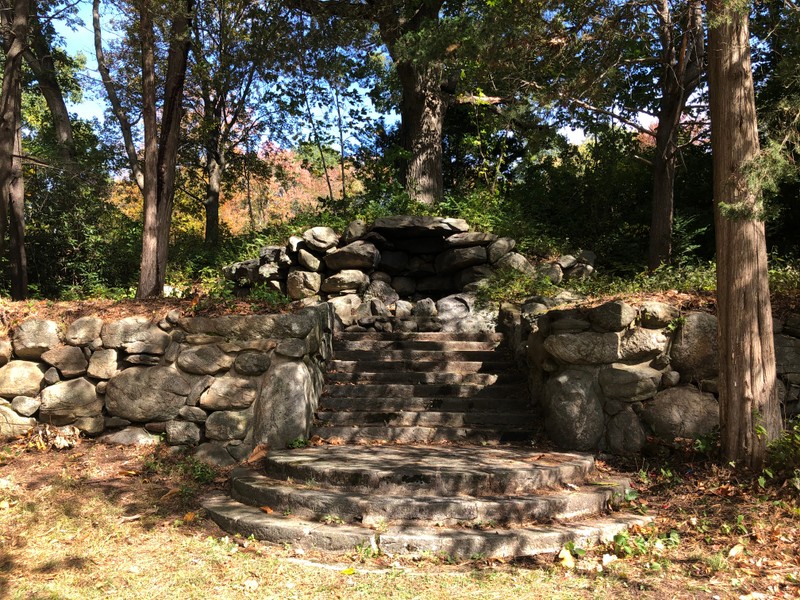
[21,118,140,298]
[287,437,310,449]
[766,418,800,491]
[475,268,553,307]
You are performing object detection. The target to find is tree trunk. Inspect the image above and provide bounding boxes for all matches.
[709,0,781,470]
[136,0,191,298]
[24,8,74,161]
[648,97,680,270]
[396,61,446,206]
[648,0,704,270]
[203,154,221,246]
[136,0,160,299]
[154,0,192,290]
[0,0,29,299]
[8,127,26,299]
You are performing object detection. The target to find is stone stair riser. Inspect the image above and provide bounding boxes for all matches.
[323,383,527,399]
[314,410,536,428]
[230,469,630,527]
[318,396,532,412]
[328,360,515,374]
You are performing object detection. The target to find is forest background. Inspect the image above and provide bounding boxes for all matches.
[0,0,797,303]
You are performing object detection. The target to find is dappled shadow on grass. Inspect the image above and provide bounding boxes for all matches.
[0,440,229,593]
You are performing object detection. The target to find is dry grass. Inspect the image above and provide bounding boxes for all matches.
[1,440,799,599]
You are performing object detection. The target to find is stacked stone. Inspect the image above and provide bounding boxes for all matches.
[0,305,333,466]
[224,216,594,308]
[501,298,800,455]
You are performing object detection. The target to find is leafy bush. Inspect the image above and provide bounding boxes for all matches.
[475,267,555,306]
[766,417,800,490]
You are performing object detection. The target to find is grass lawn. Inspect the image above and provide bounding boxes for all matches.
[0,436,798,599]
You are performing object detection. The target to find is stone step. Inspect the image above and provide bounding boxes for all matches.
[229,467,630,527]
[318,396,533,413]
[326,371,524,385]
[309,425,535,444]
[335,331,505,342]
[323,383,527,399]
[203,493,651,558]
[260,446,594,496]
[333,339,503,352]
[328,359,516,374]
[315,410,535,429]
[334,349,507,362]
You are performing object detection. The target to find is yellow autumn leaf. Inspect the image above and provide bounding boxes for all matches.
[183,512,196,523]
[340,567,356,575]
[558,547,575,569]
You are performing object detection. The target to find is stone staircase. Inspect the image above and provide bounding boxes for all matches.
[312,328,536,444]
[203,324,649,558]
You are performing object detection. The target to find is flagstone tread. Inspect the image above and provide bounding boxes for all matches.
[262,446,596,495]
[335,331,505,342]
[229,467,630,527]
[335,350,507,362]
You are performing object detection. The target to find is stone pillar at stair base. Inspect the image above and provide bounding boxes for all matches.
[252,356,323,449]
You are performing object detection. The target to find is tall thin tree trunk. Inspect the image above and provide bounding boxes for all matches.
[203,155,222,245]
[709,0,781,470]
[136,0,160,298]
[154,0,192,290]
[0,0,29,299]
[24,8,74,161]
[649,98,681,270]
[648,0,704,269]
[334,86,346,201]
[9,127,26,299]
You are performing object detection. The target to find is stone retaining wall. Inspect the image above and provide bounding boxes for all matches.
[501,299,800,455]
[0,305,333,466]
[223,215,595,304]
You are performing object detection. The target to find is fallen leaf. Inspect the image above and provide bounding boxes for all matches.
[558,547,575,569]
[602,553,618,566]
[243,578,259,590]
[160,488,181,501]
[183,512,197,523]
[340,567,356,575]
[729,543,745,558]
[0,500,9,510]
[245,444,270,465]
[259,506,274,514]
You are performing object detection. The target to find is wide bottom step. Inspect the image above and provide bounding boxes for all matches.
[203,493,651,559]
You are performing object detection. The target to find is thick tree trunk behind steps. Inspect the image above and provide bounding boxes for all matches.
[397,61,446,206]
[709,0,781,471]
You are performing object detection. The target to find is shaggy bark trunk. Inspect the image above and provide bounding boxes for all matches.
[396,61,446,206]
[709,0,781,470]
[0,0,29,299]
